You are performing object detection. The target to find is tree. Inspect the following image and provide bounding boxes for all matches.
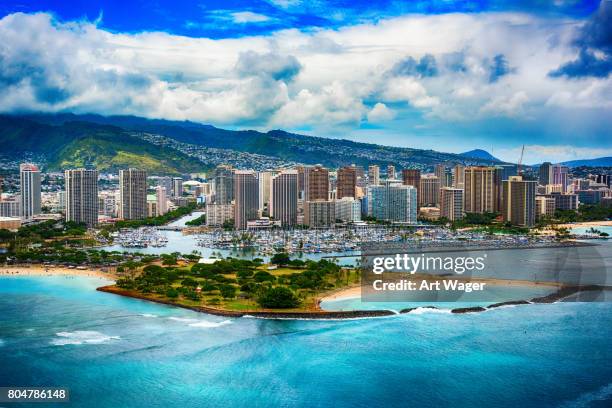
[257,287,300,308]
[219,284,237,299]
[271,252,290,266]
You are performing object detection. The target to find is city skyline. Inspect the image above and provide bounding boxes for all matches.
[0,1,610,163]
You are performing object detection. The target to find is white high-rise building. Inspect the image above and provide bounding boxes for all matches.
[19,163,41,219]
[368,182,417,223]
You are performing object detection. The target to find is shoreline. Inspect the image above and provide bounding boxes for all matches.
[559,221,612,229]
[0,266,117,281]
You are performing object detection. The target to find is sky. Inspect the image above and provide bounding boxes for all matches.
[0,0,611,164]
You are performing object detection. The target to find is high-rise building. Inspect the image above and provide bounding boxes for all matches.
[65,169,99,227]
[497,164,518,182]
[334,197,361,223]
[304,200,335,228]
[119,169,148,220]
[0,197,20,218]
[386,165,396,179]
[401,169,421,201]
[337,166,357,199]
[368,182,417,223]
[156,186,168,216]
[172,177,183,198]
[435,164,452,187]
[233,170,259,230]
[304,165,329,201]
[258,171,274,214]
[464,166,502,213]
[206,204,234,227]
[419,175,441,207]
[535,196,556,219]
[270,170,298,227]
[439,187,464,221]
[19,163,41,219]
[368,165,380,185]
[552,164,569,193]
[502,176,536,227]
[156,177,173,197]
[539,162,553,186]
[213,165,234,204]
[453,164,465,189]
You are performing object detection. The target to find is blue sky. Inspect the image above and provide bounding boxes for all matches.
[0,0,610,163]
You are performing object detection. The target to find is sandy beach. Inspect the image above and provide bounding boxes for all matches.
[0,265,117,281]
[557,221,612,229]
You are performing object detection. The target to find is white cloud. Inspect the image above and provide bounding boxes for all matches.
[367,103,396,122]
[230,12,272,24]
[0,9,610,153]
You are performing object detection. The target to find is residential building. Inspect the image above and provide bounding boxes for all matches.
[119,169,148,220]
[233,170,259,230]
[439,187,464,221]
[337,166,357,199]
[304,200,335,228]
[502,176,536,227]
[65,169,99,227]
[19,163,41,219]
[419,175,440,207]
[270,170,298,227]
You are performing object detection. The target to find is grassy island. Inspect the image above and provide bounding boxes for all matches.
[107,253,361,315]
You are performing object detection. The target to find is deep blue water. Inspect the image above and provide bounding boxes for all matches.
[1,276,611,408]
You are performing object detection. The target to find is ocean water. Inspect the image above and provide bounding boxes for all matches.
[1,276,611,408]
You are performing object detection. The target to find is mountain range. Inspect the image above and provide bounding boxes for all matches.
[0,113,509,174]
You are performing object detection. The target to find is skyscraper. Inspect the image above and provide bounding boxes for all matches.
[155,186,168,216]
[402,169,421,202]
[119,169,148,220]
[502,176,536,227]
[539,162,553,186]
[419,175,441,207]
[19,163,41,219]
[368,182,417,223]
[304,165,329,201]
[552,164,569,193]
[65,169,99,227]
[270,170,298,227]
[368,165,380,185]
[386,165,396,179]
[258,171,273,214]
[233,170,259,230]
[440,187,464,221]
[435,164,452,187]
[172,177,183,198]
[464,166,502,213]
[337,166,357,199]
[453,164,465,189]
[214,165,234,204]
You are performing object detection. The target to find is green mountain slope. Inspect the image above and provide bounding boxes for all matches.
[21,113,506,169]
[0,116,203,175]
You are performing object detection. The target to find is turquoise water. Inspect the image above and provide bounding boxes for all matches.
[1,276,612,407]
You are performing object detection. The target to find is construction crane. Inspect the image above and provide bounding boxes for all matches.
[517,144,525,176]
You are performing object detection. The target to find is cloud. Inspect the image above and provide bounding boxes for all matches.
[549,0,612,78]
[392,54,438,77]
[235,51,302,81]
[480,91,528,116]
[230,11,272,24]
[488,54,513,82]
[0,7,609,153]
[367,103,396,122]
